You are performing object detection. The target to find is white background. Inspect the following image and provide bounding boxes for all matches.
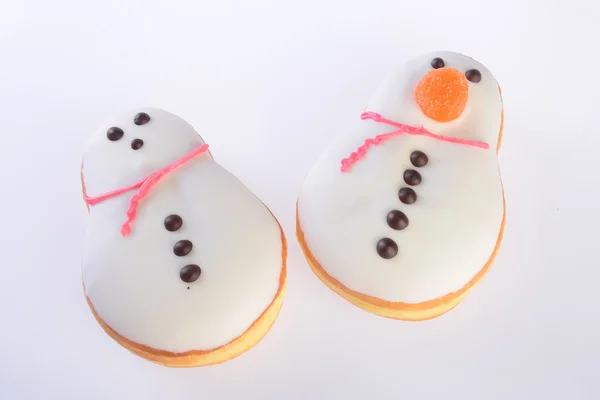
[0,0,597,399]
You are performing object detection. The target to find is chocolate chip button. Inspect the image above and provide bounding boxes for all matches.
[164,215,183,231]
[431,57,445,69]
[398,188,417,204]
[387,210,409,230]
[131,138,144,150]
[174,240,193,256]
[134,112,151,125]
[376,238,398,259]
[180,264,201,283]
[410,151,428,167]
[403,169,422,186]
[106,127,124,141]
[465,69,482,83]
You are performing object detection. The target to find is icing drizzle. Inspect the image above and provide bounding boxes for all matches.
[339,112,489,172]
[84,144,210,237]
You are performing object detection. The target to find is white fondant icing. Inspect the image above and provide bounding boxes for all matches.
[82,108,284,353]
[297,51,504,304]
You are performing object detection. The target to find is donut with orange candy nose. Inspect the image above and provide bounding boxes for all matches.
[296,51,505,321]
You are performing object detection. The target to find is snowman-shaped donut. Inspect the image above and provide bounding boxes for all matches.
[81,108,286,367]
[297,51,505,321]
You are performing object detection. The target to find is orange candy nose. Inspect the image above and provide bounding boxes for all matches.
[414,67,469,122]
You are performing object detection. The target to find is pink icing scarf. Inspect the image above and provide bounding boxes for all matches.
[84,144,210,237]
[340,112,489,172]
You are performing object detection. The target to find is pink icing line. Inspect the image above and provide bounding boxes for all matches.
[84,144,210,237]
[84,180,144,205]
[339,112,489,172]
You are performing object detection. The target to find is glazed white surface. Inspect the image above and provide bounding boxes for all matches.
[82,108,283,353]
[298,52,504,303]
[4,4,597,398]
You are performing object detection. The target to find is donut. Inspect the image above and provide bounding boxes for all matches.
[296,51,505,321]
[80,108,286,367]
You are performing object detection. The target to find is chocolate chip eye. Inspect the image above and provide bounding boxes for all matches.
[106,127,124,141]
[465,69,482,83]
[134,112,151,125]
[431,57,445,69]
[131,138,144,150]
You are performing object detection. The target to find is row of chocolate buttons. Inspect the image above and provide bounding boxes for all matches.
[376,151,429,259]
[164,214,201,283]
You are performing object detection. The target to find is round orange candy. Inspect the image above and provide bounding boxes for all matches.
[414,68,469,122]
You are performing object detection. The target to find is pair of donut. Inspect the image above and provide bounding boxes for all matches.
[80,51,505,367]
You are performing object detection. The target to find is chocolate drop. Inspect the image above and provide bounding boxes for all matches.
[131,138,144,150]
[174,240,193,256]
[431,57,445,69]
[376,238,398,259]
[403,169,422,186]
[164,215,183,231]
[134,112,151,125]
[398,188,417,204]
[106,127,124,141]
[387,210,409,230]
[410,150,428,167]
[180,264,201,283]
[465,69,482,83]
